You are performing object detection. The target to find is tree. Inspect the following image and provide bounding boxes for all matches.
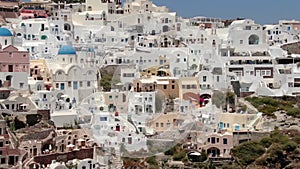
[212,90,226,108]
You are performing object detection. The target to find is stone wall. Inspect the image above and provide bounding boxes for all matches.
[33,148,94,165]
[232,131,270,146]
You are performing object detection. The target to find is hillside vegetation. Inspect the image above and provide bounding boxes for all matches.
[245,96,300,118]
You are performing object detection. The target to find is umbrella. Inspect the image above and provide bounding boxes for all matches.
[66,144,75,148]
[87,139,94,142]
[77,138,85,142]
[20,103,29,107]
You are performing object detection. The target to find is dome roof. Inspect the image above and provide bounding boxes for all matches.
[58,45,76,55]
[0,27,13,36]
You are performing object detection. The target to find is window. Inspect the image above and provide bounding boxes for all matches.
[240,40,243,44]
[109,95,112,99]
[207,138,210,142]
[211,137,216,144]
[203,76,207,82]
[79,81,83,87]
[156,122,159,127]
[0,142,3,147]
[100,117,107,121]
[60,83,65,90]
[160,123,164,127]
[167,123,170,127]
[223,138,228,144]
[73,81,78,90]
[56,83,59,88]
[216,76,219,82]
[68,81,71,87]
[87,81,91,87]
[172,85,175,89]
[163,85,167,89]
[1,158,5,164]
[248,34,259,45]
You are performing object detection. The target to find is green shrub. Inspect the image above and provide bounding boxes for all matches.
[164,146,176,155]
[173,151,186,161]
[292,136,300,144]
[286,108,300,117]
[232,141,265,166]
[260,137,272,148]
[283,141,297,152]
[146,156,158,165]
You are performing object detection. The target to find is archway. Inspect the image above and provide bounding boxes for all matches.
[37,84,42,91]
[6,75,12,81]
[199,94,211,107]
[207,147,220,157]
[151,30,155,35]
[64,23,71,31]
[248,34,259,45]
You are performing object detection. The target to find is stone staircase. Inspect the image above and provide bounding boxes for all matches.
[112,147,123,169]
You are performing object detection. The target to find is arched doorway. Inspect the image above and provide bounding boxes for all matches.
[207,147,220,157]
[64,23,71,31]
[199,94,211,107]
[5,75,12,87]
[151,30,155,35]
[248,34,259,45]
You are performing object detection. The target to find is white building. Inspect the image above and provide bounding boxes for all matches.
[46,45,98,103]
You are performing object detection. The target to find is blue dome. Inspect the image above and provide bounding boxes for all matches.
[58,45,76,55]
[0,27,12,36]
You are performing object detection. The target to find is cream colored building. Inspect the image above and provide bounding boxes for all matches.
[147,112,185,133]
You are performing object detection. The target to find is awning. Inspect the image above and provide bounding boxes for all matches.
[189,152,201,156]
